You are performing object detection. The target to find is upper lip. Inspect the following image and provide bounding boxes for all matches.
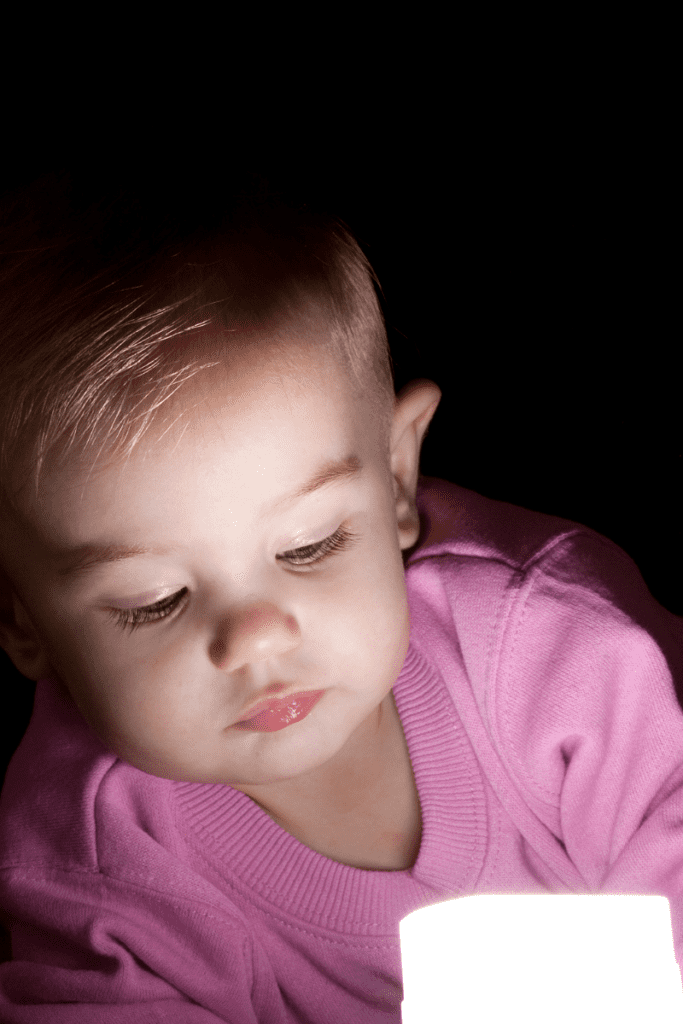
[236,689,321,722]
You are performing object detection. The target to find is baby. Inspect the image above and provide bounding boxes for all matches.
[0,171,682,1023]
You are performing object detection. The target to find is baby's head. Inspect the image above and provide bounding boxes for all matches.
[0,172,440,795]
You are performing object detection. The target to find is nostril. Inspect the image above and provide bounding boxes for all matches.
[210,604,300,672]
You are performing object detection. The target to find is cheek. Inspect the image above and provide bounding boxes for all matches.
[369,548,411,670]
[44,620,199,750]
[69,667,216,775]
[324,542,409,663]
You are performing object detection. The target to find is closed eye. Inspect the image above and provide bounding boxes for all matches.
[277,525,358,566]
[108,526,358,633]
[109,588,189,633]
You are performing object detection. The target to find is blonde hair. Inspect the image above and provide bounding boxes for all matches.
[0,171,395,520]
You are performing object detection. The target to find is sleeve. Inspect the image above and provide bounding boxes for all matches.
[0,867,286,1023]
[490,531,683,969]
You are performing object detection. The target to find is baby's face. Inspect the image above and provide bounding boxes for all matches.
[3,340,438,793]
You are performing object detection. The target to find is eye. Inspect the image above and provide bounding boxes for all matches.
[109,588,189,633]
[277,525,358,567]
[108,527,358,633]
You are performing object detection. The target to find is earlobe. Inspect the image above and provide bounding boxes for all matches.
[390,379,442,551]
[0,594,53,682]
[395,484,422,552]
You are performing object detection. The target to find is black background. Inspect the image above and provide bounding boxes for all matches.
[1,78,679,790]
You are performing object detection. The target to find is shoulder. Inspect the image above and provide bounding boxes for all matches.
[410,474,601,568]
[406,476,683,812]
[406,475,683,737]
[408,475,681,637]
[0,676,178,878]
[0,677,259,976]
[405,475,611,660]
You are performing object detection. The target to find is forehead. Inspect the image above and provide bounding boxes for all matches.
[16,338,378,543]
[149,337,365,453]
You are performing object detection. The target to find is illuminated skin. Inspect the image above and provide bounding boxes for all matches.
[0,339,440,844]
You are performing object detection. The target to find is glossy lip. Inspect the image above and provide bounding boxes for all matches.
[236,689,303,722]
[232,689,326,732]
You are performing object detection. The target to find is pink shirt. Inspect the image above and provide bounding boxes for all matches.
[1,475,682,1022]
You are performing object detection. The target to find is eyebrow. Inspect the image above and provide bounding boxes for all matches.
[266,453,362,514]
[56,454,363,579]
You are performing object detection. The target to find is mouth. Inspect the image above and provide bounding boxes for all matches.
[233,690,326,733]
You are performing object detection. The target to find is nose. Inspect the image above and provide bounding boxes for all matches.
[210,602,300,672]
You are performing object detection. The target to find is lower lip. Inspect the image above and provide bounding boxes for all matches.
[233,690,326,733]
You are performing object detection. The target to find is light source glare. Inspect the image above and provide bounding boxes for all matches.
[399,895,683,1023]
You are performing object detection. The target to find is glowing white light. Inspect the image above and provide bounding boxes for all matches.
[399,895,683,1023]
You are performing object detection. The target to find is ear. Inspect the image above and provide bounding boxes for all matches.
[0,576,53,682]
[389,378,442,551]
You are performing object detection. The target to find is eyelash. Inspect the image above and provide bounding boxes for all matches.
[276,525,357,567]
[108,526,358,633]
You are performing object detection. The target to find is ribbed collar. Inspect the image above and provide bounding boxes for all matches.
[174,630,488,935]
